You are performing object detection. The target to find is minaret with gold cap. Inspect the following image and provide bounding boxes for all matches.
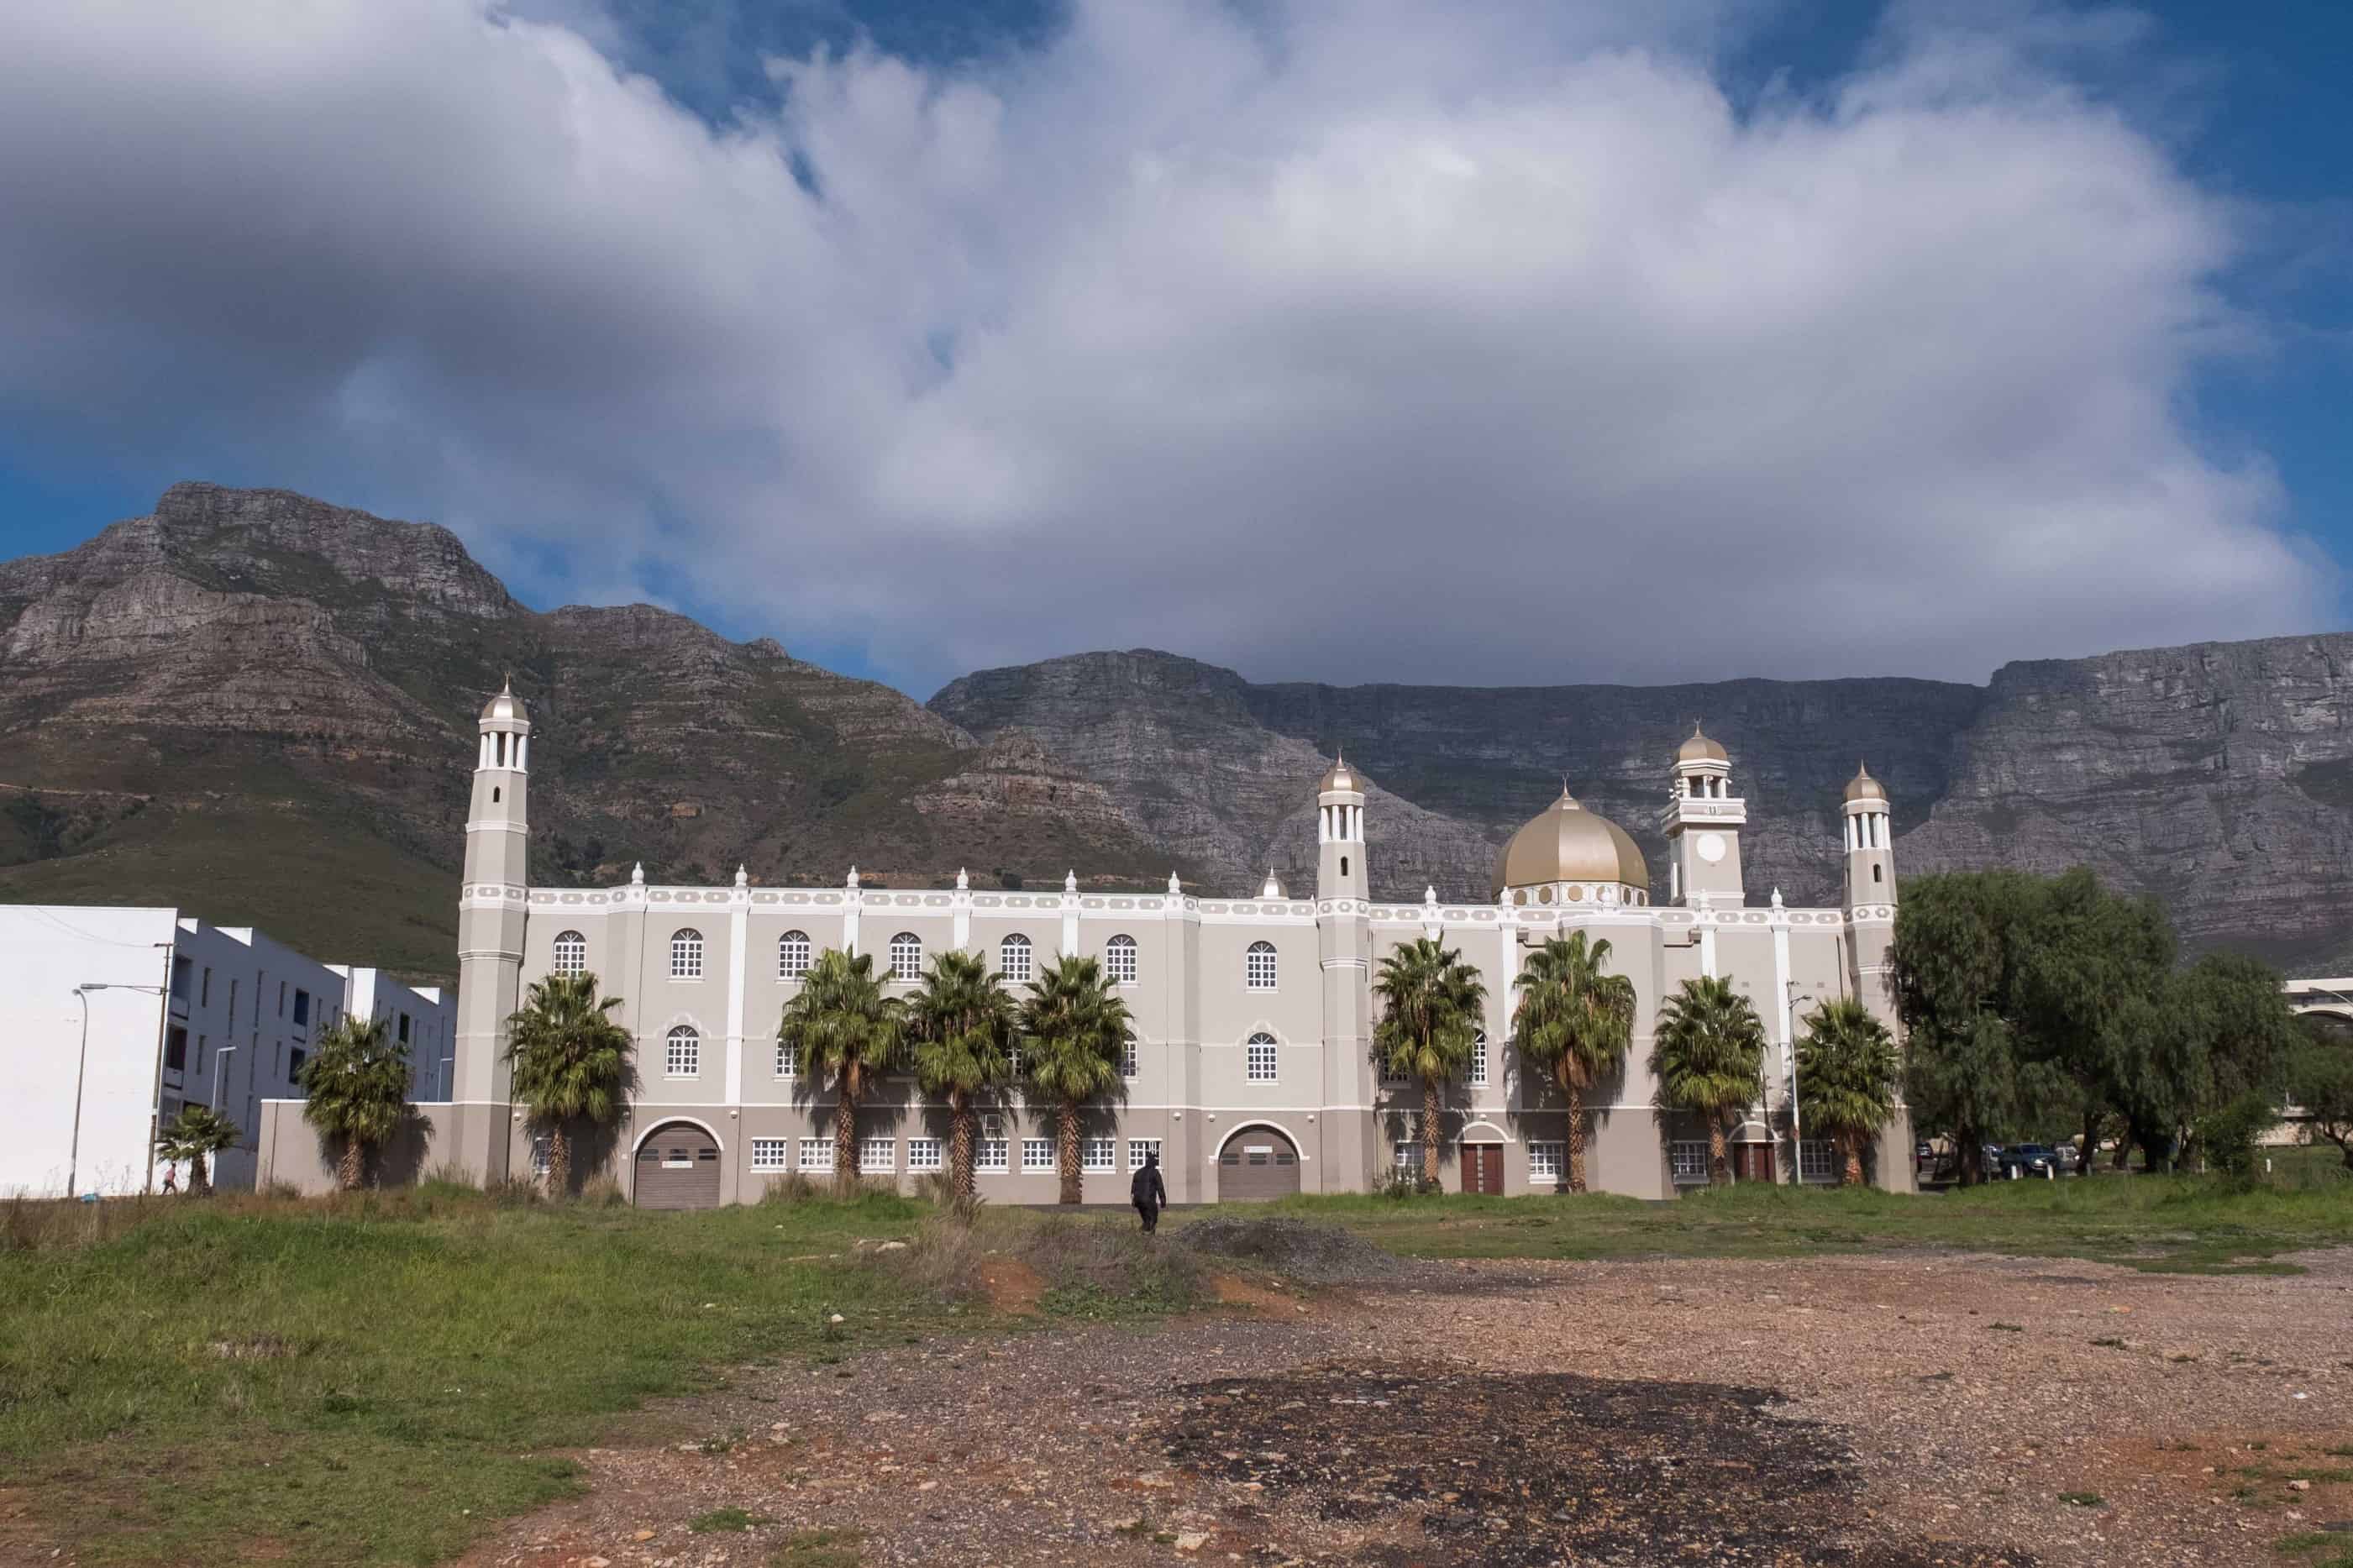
[452,678,532,1177]
[1662,723,1746,906]
[1316,753,1367,902]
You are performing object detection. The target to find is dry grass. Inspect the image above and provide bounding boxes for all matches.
[876,1208,1203,1318]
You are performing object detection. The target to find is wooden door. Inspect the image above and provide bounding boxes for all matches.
[1462,1143,1503,1195]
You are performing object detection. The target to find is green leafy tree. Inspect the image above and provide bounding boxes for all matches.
[907,949,1019,1204]
[2287,1019,2353,1172]
[1649,975,1767,1188]
[298,1014,412,1190]
[1888,870,2043,1185]
[1795,998,1901,1186]
[1018,955,1132,1205]
[505,972,634,1197]
[2010,869,2177,1169]
[1373,937,1489,1188]
[155,1104,240,1196]
[779,949,905,1192]
[2164,952,2298,1170]
[1512,931,1635,1193]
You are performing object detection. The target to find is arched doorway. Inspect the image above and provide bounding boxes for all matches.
[633,1120,722,1210]
[1216,1125,1301,1201]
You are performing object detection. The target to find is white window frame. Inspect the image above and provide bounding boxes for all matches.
[670,928,704,979]
[1105,933,1138,986]
[1799,1140,1838,1183]
[907,1136,943,1173]
[1246,1031,1278,1083]
[777,930,811,980]
[859,1137,896,1175]
[750,1137,788,1172]
[1528,1141,1564,1183]
[664,1025,700,1079]
[1669,1141,1710,1183]
[1468,1029,1489,1088]
[1121,1040,1139,1079]
[1022,1137,1054,1172]
[976,1126,1010,1174]
[889,931,922,983]
[998,932,1032,983]
[798,1136,835,1172]
[1081,1137,1116,1174]
[1393,1141,1420,1170]
[551,931,586,978]
[774,1040,796,1078]
[1245,940,1277,992]
[1127,1138,1162,1172]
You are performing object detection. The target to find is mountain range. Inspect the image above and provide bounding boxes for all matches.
[5,482,2350,982]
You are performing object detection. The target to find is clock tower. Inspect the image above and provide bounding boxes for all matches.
[1661,724,1746,906]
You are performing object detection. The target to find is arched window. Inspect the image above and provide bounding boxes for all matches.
[777,930,812,980]
[1105,933,1138,986]
[999,932,1032,983]
[1468,1029,1489,1088]
[664,1025,700,1078]
[1245,1031,1278,1083]
[551,931,586,978]
[670,928,703,979]
[1245,941,1277,991]
[889,931,922,982]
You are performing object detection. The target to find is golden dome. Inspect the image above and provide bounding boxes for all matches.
[1317,755,1362,794]
[1844,762,1888,805]
[1258,869,1288,899]
[1677,723,1726,765]
[479,677,527,725]
[1490,787,1650,897]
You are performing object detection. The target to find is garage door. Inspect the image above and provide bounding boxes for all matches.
[1216,1129,1300,1201]
[633,1122,722,1210]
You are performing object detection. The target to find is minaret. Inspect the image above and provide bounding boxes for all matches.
[1662,723,1746,906]
[1842,763,1899,1020]
[453,679,532,1179]
[1316,755,1368,902]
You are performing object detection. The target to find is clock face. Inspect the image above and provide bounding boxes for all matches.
[1696,832,1727,864]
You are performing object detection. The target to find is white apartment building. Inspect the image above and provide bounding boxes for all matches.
[1,905,449,1198]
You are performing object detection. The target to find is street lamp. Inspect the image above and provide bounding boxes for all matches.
[1784,984,1815,1186]
[68,978,169,1199]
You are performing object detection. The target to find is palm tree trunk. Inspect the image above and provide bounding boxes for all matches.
[1708,1118,1730,1188]
[1841,1131,1863,1188]
[1058,1099,1081,1205]
[834,1067,859,1194]
[337,1135,365,1192]
[1421,1072,1442,1192]
[547,1124,570,1198]
[1564,1074,1587,1194]
[949,1087,974,1208]
[192,1152,212,1196]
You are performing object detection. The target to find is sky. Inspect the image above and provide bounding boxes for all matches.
[0,0,2346,697]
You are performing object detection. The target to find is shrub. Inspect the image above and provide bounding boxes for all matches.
[580,1174,627,1209]
[2195,1090,2278,1183]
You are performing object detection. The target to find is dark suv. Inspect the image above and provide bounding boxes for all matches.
[1998,1144,2059,1180]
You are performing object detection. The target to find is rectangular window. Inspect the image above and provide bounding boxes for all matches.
[976,1134,1009,1174]
[287,1046,307,1081]
[774,1041,796,1078]
[1394,1141,1420,1170]
[750,1138,789,1172]
[278,980,286,1017]
[529,1135,551,1179]
[196,1034,207,1071]
[292,989,311,1028]
[1669,1141,1710,1183]
[170,956,191,1001]
[859,1137,896,1174]
[1246,944,1277,990]
[1082,1137,1116,1174]
[907,1137,943,1173]
[665,1034,699,1078]
[199,967,211,1007]
[1022,1137,1054,1172]
[1127,1138,1162,1172]
[228,978,239,1025]
[798,1136,834,1172]
[1247,1038,1278,1083]
[165,1026,187,1072]
[1528,1141,1565,1183]
[1468,1035,1489,1088]
[1105,938,1137,986]
[1121,1041,1139,1078]
[1799,1140,1837,1183]
[397,1012,412,1044]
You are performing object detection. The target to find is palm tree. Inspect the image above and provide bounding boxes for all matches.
[505,971,634,1197]
[1018,954,1132,1205]
[299,1015,412,1190]
[779,948,904,1192]
[907,949,1019,1205]
[155,1104,240,1195]
[1650,975,1767,1188]
[1373,937,1489,1190]
[1513,931,1636,1193]
[1796,997,1901,1186]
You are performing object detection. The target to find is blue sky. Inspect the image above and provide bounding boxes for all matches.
[2,0,2345,694]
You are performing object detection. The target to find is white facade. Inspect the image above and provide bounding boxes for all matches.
[0,905,451,1198]
[323,690,1911,1207]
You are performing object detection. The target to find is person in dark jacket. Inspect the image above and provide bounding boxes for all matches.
[1131,1149,1168,1233]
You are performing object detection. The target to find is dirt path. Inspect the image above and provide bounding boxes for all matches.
[459,1251,2353,1567]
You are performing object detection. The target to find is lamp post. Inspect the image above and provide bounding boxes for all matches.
[68,978,169,1199]
[1784,983,1815,1186]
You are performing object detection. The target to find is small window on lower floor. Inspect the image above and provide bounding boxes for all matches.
[1669,1141,1710,1183]
[1081,1137,1116,1173]
[907,1137,943,1173]
[976,1135,1009,1174]
[750,1138,788,1172]
[1393,1141,1421,1170]
[859,1137,896,1174]
[1799,1140,1837,1183]
[1022,1137,1054,1172]
[797,1136,835,1172]
[1127,1138,1162,1172]
[1528,1141,1564,1183]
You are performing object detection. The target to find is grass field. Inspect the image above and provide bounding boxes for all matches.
[3,1166,2348,1565]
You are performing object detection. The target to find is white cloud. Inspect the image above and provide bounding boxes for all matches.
[0,0,2326,690]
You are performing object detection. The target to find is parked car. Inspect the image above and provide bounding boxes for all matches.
[2055,1142,2082,1172]
[1998,1144,2060,1179]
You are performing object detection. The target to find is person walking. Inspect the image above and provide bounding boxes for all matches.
[1130,1148,1168,1234]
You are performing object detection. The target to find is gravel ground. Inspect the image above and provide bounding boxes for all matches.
[458,1249,2353,1568]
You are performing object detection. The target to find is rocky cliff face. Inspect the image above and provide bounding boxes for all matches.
[6,483,2350,978]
